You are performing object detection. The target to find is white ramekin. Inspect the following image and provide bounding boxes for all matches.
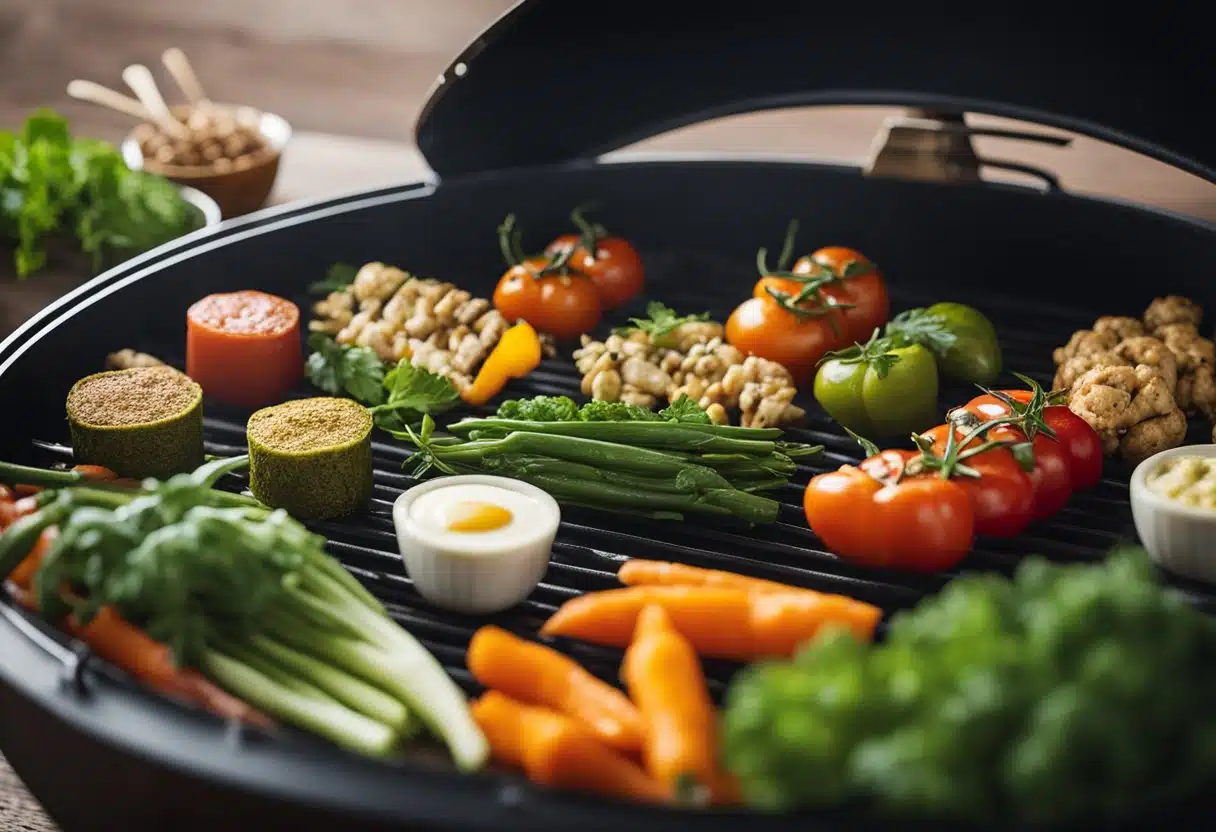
[392,475,560,614]
[1129,444,1216,585]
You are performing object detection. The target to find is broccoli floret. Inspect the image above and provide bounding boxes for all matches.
[496,395,580,422]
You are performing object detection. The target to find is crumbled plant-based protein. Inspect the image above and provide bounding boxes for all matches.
[1144,295,1203,334]
[66,366,204,478]
[247,397,373,521]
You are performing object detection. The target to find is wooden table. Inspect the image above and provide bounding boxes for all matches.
[1,123,1213,831]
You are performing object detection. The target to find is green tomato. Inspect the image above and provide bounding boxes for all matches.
[813,341,940,438]
[925,302,1003,385]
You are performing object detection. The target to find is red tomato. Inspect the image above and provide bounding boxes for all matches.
[545,233,644,310]
[921,424,1036,538]
[804,449,974,572]
[984,423,1073,520]
[725,295,847,383]
[793,246,890,344]
[493,257,603,342]
[960,389,1104,491]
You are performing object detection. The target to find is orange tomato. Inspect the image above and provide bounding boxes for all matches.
[494,257,603,341]
[725,295,845,383]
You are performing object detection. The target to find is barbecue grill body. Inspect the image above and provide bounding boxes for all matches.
[2,159,1214,831]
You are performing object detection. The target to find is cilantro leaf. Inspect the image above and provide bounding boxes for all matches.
[308,262,359,294]
[885,308,959,356]
[658,394,712,424]
[613,301,712,347]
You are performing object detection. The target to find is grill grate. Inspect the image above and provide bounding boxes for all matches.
[18,300,1216,732]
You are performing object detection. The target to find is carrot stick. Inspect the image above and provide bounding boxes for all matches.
[622,604,717,804]
[467,626,643,753]
[6,584,272,729]
[541,586,881,661]
[618,559,875,607]
[471,691,667,805]
[8,525,56,590]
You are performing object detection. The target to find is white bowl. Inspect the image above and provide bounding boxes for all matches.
[1129,444,1216,584]
[392,475,560,615]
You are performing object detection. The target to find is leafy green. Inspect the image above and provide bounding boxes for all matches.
[723,546,1216,824]
[305,334,459,429]
[613,301,712,346]
[496,394,712,424]
[368,359,461,431]
[658,394,713,424]
[496,395,581,422]
[305,333,387,406]
[308,261,358,294]
[885,308,959,356]
[1,108,203,278]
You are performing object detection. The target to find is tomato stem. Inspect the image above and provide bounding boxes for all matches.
[569,203,608,257]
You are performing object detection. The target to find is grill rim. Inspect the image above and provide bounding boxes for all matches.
[3,160,1216,830]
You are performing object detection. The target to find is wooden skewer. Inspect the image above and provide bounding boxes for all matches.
[161,47,211,108]
[66,80,157,122]
[121,63,190,138]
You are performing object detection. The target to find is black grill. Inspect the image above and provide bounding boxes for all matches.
[17,295,1216,721]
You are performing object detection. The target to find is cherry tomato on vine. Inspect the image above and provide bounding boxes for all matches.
[493,215,603,341]
[920,423,1035,538]
[544,207,644,309]
[954,376,1104,492]
[804,449,974,572]
[793,247,889,344]
[725,295,847,383]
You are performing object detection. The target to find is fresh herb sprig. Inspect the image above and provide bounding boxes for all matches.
[612,301,712,343]
[307,262,358,295]
[1,109,203,278]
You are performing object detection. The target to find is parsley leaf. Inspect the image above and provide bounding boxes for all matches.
[305,333,385,405]
[658,394,712,424]
[370,360,460,431]
[497,395,581,422]
[308,262,359,295]
[1,109,202,279]
[885,308,959,356]
[613,301,712,346]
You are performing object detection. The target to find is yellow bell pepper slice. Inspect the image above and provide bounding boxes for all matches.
[461,321,543,407]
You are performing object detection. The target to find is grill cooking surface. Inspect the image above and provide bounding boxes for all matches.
[19,296,1216,730]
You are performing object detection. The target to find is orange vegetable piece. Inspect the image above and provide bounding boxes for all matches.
[618,559,846,597]
[467,626,643,752]
[5,585,271,728]
[461,321,542,407]
[8,525,57,590]
[471,691,666,804]
[622,604,717,804]
[541,585,881,661]
[186,290,303,408]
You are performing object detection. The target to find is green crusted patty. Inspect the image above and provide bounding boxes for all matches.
[66,366,204,479]
[246,397,373,521]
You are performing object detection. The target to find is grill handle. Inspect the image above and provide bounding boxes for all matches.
[863,110,1071,191]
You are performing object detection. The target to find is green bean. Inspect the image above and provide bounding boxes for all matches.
[424,432,731,490]
[444,419,777,455]
[450,416,782,441]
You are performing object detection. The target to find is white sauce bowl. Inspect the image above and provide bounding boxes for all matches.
[392,475,560,614]
[1129,444,1216,585]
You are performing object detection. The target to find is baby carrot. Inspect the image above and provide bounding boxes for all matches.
[622,604,717,804]
[541,585,881,661]
[8,525,57,590]
[6,584,272,729]
[618,559,874,607]
[467,626,643,752]
[471,691,666,804]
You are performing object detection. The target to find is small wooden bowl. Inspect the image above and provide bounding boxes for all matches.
[121,105,291,218]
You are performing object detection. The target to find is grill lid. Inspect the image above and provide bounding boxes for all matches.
[415,1,1213,185]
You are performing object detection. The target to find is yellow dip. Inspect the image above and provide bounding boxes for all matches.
[1146,456,1216,509]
